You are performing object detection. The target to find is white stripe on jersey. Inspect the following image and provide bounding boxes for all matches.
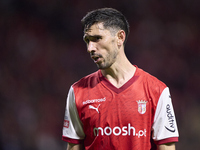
[63,86,85,140]
[152,87,179,141]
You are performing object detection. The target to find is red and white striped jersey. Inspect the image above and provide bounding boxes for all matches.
[62,67,179,150]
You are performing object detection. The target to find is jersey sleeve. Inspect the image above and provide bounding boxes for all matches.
[62,86,85,144]
[152,87,179,145]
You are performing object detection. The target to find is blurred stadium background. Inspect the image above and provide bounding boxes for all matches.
[0,0,199,149]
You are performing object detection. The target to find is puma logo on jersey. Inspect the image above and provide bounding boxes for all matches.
[89,104,101,113]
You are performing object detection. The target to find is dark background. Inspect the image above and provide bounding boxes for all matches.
[0,0,200,149]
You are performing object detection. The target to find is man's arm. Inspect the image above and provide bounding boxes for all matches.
[66,143,84,150]
[157,142,176,150]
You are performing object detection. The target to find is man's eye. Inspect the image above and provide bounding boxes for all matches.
[84,38,89,44]
[93,36,101,42]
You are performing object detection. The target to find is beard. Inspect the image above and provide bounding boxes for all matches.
[95,49,118,70]
[96,61,112,70]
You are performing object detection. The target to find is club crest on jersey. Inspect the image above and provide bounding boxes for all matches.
[63,120,69,128]
[137,100,148,114]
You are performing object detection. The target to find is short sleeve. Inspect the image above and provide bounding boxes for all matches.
[62,86,85,143]
[152,87,179,145]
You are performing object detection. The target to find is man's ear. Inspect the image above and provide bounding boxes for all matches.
[117,30,126,46]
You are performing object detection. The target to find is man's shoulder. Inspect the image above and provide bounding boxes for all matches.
[136,67,168,103]
[137,67,167,88]
[72,70,100,88]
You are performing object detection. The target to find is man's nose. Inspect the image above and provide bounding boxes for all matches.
[87,41,96,53]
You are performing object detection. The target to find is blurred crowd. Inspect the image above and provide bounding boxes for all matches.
[0,0,199,150]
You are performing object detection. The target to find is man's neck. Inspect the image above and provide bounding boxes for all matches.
[101,60,136,88]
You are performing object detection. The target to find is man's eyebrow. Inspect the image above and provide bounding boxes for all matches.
[84,34,101,37]
[83,35,102,40]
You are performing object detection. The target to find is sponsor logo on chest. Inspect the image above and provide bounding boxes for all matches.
[93,124,147,138]
[83,97,106,105]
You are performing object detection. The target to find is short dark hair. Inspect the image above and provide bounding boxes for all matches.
[81,8,130,45]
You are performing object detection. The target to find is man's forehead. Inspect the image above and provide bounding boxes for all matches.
[84,23,106,34]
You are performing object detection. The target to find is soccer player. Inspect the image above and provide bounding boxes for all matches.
[62,8,179,150]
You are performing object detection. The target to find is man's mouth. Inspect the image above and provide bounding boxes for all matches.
[93,56,99,61]
[91,55,101,63]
